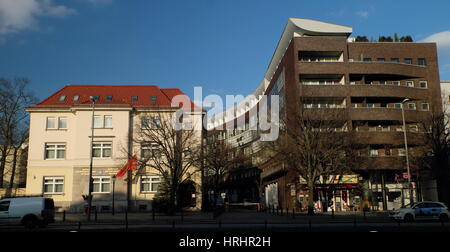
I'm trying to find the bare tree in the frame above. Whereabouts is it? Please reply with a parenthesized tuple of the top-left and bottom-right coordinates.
(203, 133, 246, 208)
(129, 110, 202, 214)
(264, 107, 358, 214)
(0, 78, 37, 188)
(418, 111, 450, 206)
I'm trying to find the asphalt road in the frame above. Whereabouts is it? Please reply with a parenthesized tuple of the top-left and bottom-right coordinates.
(1, 210, 449, 232)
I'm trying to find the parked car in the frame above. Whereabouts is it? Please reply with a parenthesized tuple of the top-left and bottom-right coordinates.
(390, 201, 450, 222)
(0, 197, 55, 228)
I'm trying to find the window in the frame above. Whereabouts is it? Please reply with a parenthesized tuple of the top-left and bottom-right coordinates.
(394, 103, 402, 109)
(366, 104, 374, 108)
(73, 95, 80, 102)
(422, 103, 430, 111)
(58, 117, 67, 129)
(418, 58, 426, 66)
(391, 58, 400, 63)
(408, 103, 416, 110)
(106, 95, 113, 102)
(381, 126, 390, 132)
(45, 144, 66, 160)
(58, 95, 67, 102)
(131, 96, 139, 102)
(104, 116, 113, 128)
(379, 80, 386, 85)
(369, 149, 379, 157)
(398, 149, 406, 156)
(363, 58, 372, 62)
(0, 201, 10, 212)
(141, 142, 161, 159)
(406, 81, 414, 87)
(140, 176, 161, 193)
(404, 58, 413, 64)
(409, 125, 419, 133)
(377, 58, 385, 62)
(47, 117, 67, 130)
(93, 176, 111, 193)
(93, 142, 112, 158)
(46, 117, 57, 129)
(43, 177, 64, 194)
(141, 116, 161, 129)
(392, 81, 400, 86)
(150, 96, 157, 102)
(380, 103, 388, 108)
(419, 81, 428, 89)
(351, 104, 358, 108)
(94, 116, 103, 128)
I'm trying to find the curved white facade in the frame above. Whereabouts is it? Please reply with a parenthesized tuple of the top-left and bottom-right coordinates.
(207, 18, 352, 130)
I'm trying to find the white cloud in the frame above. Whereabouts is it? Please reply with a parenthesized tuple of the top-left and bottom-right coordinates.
(356, 11, 369, 19)
(423, 31, 450, 57)
(423, 31, 450, 78)
(0, 0, 76, 36)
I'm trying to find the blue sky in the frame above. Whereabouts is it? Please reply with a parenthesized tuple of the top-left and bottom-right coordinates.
(1, 0, 450, 104)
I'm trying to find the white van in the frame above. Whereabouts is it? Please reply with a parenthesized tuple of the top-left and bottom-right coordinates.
(0, 197, 55, 228)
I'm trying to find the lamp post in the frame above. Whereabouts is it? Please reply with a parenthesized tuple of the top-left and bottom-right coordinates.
(112, 175, 116, 216)
(87, 96, 96, 221)
(401, 98, 414, 205)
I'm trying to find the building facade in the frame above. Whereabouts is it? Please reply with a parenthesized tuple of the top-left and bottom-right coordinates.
(207, 18, 442, 212)
(25, 85, 204, 212)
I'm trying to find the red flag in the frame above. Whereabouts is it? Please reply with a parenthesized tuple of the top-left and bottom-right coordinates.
(116, 155, 137, 178)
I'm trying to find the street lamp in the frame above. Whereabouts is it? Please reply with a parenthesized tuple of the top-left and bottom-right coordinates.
(401, 98, 414, 205)
(112, 175, 116, 216)
(87, 96, 96, 221)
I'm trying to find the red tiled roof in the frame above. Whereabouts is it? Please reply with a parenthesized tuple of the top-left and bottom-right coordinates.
(29, 85, 203, 111)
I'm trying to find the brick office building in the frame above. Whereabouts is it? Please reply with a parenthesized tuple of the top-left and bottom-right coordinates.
(207, 18, 442, 212)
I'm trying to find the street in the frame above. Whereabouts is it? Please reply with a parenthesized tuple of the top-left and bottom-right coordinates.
(1, 210, 449, 232)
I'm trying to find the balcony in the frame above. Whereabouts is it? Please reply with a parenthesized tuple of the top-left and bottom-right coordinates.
(349, 107, 430, 122)
(297, 61, 427, 78)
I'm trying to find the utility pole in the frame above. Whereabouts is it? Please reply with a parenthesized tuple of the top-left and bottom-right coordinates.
(401, 98, 414, 205)
(87, 96, 96, 221)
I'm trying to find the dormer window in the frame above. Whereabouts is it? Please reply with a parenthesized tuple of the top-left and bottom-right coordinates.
(150, 96, 157, 102)
(91, 96, 100, 102)
(59, 95, 67, 102)
(106, 95, 113, 101)
(73, 95, 80, 102)
(132, 96, 139, 102)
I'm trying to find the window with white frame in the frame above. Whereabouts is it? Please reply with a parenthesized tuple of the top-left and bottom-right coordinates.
(394, 103, 402, 109)
(47, 117, 68, 130)
(46, 117, 57, 129)
(421, 103, 430, 111)
(409, 125, 419, 133)
(141, 116, 162, 129)
(93, 142, 112, 158)
(140, 176, 161, 193)
(94, 115, 103, 128)
(43, 177, 64, 194)
(141, 142, 160, 159)
(398, 148, 406, 156)
(419, 81, 428, 89)
(104, 115, 113, 128)
(369, 149, 379, 157)
(93, 176, 111, 193)
(408, 103, 416, 110)
(58, 117, 67, 129)
(392, 81, 400, 86)
(406, 81, 414, 88)
(45, 144, 66, 160)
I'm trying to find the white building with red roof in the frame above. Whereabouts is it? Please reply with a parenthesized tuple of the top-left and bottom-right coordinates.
(25, 85, 204, 212)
